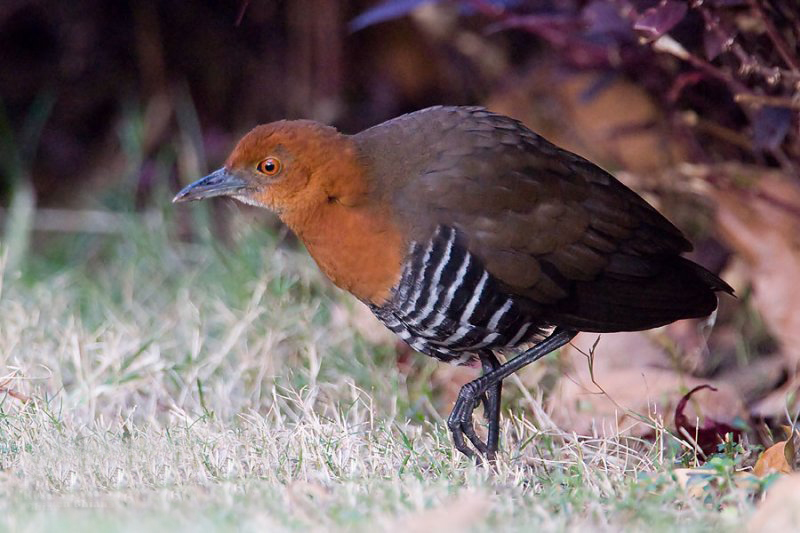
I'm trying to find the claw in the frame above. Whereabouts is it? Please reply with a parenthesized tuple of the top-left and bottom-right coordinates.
(448, 380, 490, 463)
(462, 412, 489, 457)
(447, 409, 475, 460)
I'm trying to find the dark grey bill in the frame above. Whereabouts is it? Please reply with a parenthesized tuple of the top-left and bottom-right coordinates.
(172, 168, 247, 203)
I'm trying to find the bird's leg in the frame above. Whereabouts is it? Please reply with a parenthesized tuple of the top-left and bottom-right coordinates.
(480, 352, 502, 461)
(450, 354, 503, 462)
(448, 328, 578, 460)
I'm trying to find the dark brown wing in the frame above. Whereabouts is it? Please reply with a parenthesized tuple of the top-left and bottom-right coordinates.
(356, 106, 731, 332)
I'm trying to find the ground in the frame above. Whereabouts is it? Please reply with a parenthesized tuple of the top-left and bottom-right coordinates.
(0, 208, 763, 532)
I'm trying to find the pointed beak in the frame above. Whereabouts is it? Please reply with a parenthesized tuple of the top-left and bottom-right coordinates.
(172, 168, 248, 203)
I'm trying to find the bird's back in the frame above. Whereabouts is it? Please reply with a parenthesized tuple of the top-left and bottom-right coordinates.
(354, 106, 731, 362)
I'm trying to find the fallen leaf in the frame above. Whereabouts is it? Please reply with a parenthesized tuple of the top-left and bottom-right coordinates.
(708, 341, 785, 404)
(754, 431, 797, 477)
(675, 384, 743, 456)
(549, 332, 747, 438)
(711, 168, 800, 417)
(754, 441, 793, 477)
(713, 169, 800, 366)
(634, 0, 688, 39)
(485, 63, 684, 175)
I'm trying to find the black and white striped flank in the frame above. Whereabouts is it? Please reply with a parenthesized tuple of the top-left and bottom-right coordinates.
(370, 226, 543, 364)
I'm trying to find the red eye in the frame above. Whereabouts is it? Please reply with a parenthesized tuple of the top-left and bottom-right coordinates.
(257, 157, 281, 175)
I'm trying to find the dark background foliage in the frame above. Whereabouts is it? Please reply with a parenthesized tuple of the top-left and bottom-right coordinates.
(2, 0, 797, 204)
(0, 0, 503, 206)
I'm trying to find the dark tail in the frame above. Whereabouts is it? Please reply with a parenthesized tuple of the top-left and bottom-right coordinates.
(550, 256, 733, 332)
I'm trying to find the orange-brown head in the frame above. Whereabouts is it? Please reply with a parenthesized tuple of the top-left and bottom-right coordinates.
(173, 120, 406, 305)
(173, 120, 366, 215)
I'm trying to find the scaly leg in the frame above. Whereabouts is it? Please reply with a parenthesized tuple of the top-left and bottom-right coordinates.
(448, 328, 577, 460)
(480, 352, 502, 461)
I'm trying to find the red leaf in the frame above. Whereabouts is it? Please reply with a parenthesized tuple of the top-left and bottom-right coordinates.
(702, 16, 737, 60)
(703, 29, 726, 60)
(675, 384, 742, 456)
(634, 0, 688, 39)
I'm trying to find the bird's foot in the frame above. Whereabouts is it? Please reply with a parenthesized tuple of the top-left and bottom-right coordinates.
(447, 379, 496, 464)
(446, 330, 576, 463)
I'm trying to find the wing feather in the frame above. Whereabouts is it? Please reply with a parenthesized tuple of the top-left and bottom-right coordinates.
(355, 106, 727, 331)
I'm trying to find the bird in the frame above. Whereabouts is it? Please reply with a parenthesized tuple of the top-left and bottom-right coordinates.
(173, 106, 733, 461)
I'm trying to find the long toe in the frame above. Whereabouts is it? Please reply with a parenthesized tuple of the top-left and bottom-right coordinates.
(461, 418, 489, 458)
(447, 415, 475, 460)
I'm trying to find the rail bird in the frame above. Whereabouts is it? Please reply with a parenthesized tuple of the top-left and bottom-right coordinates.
(174, 106, 732, 461)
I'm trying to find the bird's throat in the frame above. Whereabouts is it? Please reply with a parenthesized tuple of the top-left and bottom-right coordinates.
(281, 202, 406, 306)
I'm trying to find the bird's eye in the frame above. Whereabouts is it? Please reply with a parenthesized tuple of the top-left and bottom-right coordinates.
(257, 157, 281, 176)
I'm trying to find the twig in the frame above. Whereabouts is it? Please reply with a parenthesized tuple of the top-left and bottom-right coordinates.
(699, 4, 800, 87)
(235, 0, 251, 26)
(747, 0, 800, 72)
(680, 111, 754, 150)
(734, 92, 800, 111)
(0, 377, 30, 403)
(701, 167, 800, 219)
(0, 386, 29, 403)
(729, 42, 800, 86)
(652, 35, 750, 95)
(678, 425, 709, 464)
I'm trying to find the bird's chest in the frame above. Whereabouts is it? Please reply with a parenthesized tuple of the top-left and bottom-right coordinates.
(369, 226, 540, 364)
(294, 203, 406, 304)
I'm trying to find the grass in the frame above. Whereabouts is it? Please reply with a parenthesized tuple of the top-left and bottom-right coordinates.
(0, 205, 762, 532)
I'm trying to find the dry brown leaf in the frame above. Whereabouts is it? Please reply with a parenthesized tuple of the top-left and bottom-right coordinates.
(711, 169, 800, 419)
(748, 473, 800, 531)
(754, 432, 797, 477)
(485, 59, 683, 175)
(754, 441, 793, 477)
(549, 332, 747, 437)
(711, 350, 786, 404)
(0, 380, 30, 403)
(750, 378, 800, 420)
